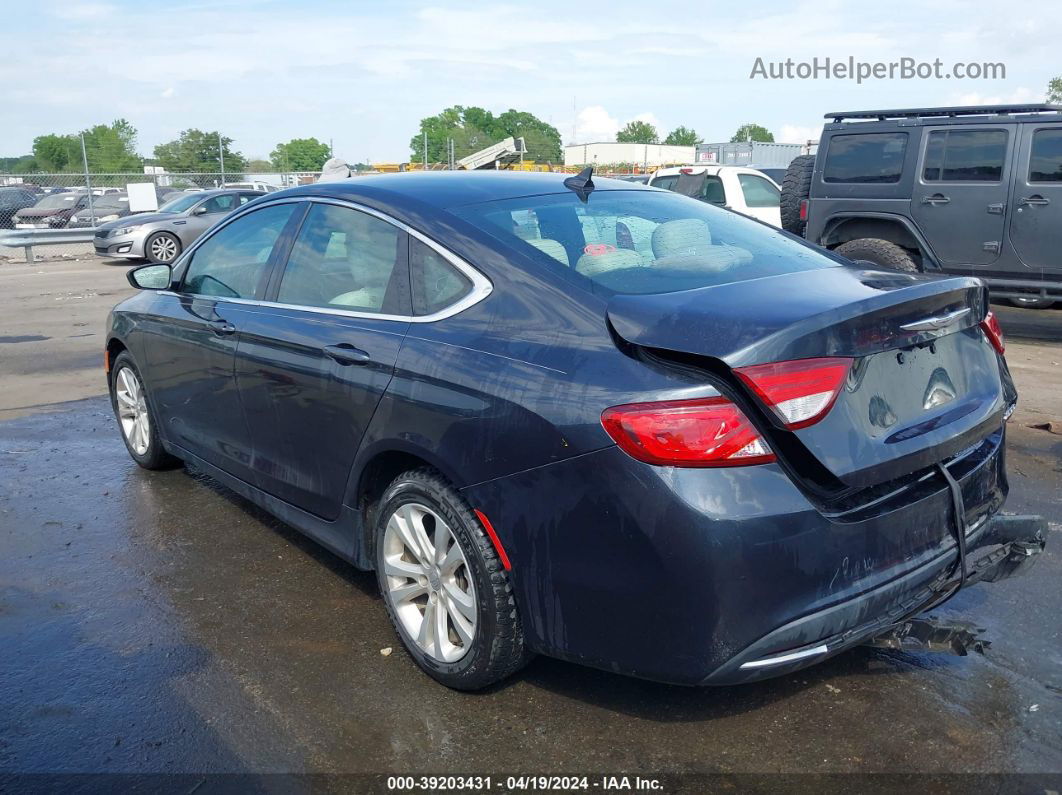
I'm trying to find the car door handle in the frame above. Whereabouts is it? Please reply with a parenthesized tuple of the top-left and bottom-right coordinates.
(209, 319, 236, 336)
(921, 194, 951, 205)
(1018, 195, 1050, 207)
(323, 343, 371, 366)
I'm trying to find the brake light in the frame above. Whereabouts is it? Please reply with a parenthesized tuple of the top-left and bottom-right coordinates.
(680, 168, 693, 174)
(799, 199, 809, 221)
(601, 397, 775, 467)
(980, 310, 1005, 355)
(735, 357, 852, 430)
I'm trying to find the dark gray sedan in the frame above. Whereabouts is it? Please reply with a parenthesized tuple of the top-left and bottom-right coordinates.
(93, 188, 265, 263)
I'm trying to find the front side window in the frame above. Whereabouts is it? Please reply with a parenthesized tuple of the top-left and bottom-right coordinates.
(823, 132, 909, 183)
(922, 129, 1007, 182)
(410, 238, 472, 316)
(182, 203, 296, 298)
(452, 189, 839, 296)
(276, 203, 405, 314)
(1029, 129, 1062, 182)
(198, 194, 238, 214)
(738, 174, 781, 207)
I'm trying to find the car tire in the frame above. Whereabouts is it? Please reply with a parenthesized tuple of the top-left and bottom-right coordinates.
(374, 468, 528, 690)
(145, 232, 182, 264)
(1008, 296, 1055, 309)
(108, 352, 181, 471)
(835, 238, 921, 273)
(780, 154, 815, 236)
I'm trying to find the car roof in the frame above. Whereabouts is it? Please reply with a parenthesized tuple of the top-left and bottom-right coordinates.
(268, 170, 649, 209)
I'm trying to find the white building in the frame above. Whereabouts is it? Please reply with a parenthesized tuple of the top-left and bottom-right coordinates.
(564, 142, 696, 168)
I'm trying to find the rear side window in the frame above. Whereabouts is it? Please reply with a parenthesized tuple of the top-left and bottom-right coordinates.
(650, 175, 678, 191)
(1029, 129, 1062, 182)
(823, 132, 908, 183)
(737, 174, 780, 208)
(276, 203, 406, 314)
(410, 238, 472, 316)
(922, 129, 1007, 182)
(183, 203, 296, 298)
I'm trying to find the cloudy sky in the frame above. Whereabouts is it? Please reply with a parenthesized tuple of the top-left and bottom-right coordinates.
(3, 0, 1058, 163)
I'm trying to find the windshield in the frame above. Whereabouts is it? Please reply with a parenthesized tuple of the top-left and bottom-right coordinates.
(451, 189, 839, 295)
(87, 194, 129, 211)
(34, 193, 84, 210)
(158, 193, 204, 213)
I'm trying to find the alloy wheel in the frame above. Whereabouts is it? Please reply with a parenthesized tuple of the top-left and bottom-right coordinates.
(149, 235, 178, 263)
(115, 366, 150, 455)
(382, 502, 477, 663)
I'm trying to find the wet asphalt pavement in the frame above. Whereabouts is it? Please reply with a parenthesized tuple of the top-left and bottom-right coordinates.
(0, 262, 1061, 784)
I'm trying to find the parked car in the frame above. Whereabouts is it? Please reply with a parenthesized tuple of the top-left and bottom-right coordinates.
(68, 193, 132, 228)
(93, 188, 266, 263)
(106, 171, 1044, 690)
(224, 180, 280, 192)
(615, 174, 651, 184)
(69, 188, 189, 228)
(782, 103, 1062, 308)
(648, 165, 782, 226)
(12, 191, 90, 228)
(0, 187, 40, 229)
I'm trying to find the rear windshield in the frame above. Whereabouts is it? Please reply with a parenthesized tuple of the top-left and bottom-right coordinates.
(450, 189, 839, 296)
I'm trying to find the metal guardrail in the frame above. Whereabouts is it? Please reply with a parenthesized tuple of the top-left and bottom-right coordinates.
(0, 228, 96, 261)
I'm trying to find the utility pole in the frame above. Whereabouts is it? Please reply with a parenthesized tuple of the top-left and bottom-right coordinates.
(423, 132, 428, 170)
(80, 133, 95, 225)
(218, 132, 226, 183)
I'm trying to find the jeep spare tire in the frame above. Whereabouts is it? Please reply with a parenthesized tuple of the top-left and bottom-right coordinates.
(835, 238, 920, 273)
(780, 154, 815, 236)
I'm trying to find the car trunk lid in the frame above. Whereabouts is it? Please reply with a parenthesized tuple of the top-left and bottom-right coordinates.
(606, 266, 1007, 488)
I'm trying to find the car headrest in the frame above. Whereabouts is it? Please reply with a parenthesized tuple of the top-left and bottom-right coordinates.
(575, 248, 644, 277)
(652, 219, 713, 259)
(525, 238, 570, 267)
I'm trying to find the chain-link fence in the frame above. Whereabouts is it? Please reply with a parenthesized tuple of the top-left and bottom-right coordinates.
(0, 171, 321, 263)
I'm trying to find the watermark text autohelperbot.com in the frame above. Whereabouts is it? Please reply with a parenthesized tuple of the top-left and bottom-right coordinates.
(750, 57, 1005, 83)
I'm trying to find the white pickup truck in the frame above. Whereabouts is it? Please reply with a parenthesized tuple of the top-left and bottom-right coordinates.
(647, 165, 782, 227)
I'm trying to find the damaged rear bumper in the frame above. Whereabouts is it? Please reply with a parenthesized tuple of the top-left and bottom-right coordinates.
(704, 514, 1046, 684)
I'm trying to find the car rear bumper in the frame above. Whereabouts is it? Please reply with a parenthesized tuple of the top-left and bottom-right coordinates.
(462, 424, 1029, 685)
(705, 513, 1046, 683)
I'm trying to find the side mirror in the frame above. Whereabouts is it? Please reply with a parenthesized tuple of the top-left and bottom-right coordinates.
(193, 205, 208, 215)
(127, 263, 172, 290)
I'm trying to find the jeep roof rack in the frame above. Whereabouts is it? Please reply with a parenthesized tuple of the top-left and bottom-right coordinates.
(825, 104, 1062, 122)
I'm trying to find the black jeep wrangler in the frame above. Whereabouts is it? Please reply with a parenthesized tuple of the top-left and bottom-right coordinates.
(781, 104, 1062, 309)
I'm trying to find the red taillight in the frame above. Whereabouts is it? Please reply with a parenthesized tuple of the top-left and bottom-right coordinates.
(735, 357, 852, 430)
(680, 167, 693, 174)
(799, 199, 809, 221)
(980, 310, 1005, 355)
(601, 397, 775, 467)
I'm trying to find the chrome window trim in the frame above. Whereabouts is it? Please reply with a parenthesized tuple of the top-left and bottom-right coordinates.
(172, 195, 492, 324)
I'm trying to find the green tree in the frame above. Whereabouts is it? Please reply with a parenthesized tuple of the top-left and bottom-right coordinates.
(616, 121, 659, 144)
(409, 106, 563, 164)
(0, 155, 37, 172)
(32, 134, 76, 171)
(245, 158, 272, 172)
(80, 119, 142, 171)
(730, 123, 774, 143)
(153, 129, 247, 173)
(1049, 76, 1062, 104)
(270, 137, 331, 171)
(31, 120, 142, 173)
(663, 126, 701, 146)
